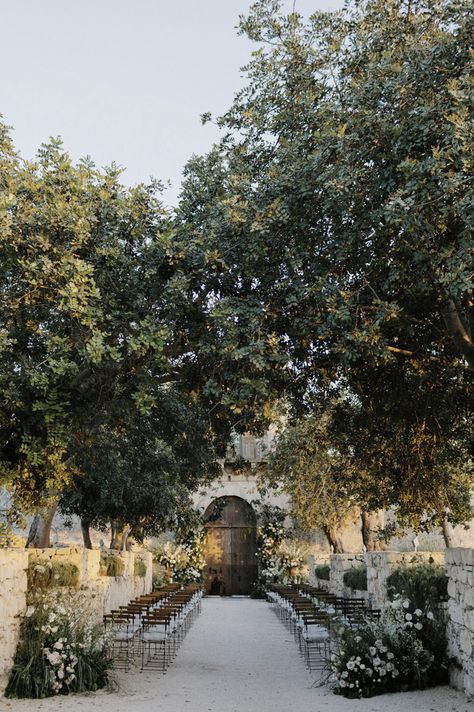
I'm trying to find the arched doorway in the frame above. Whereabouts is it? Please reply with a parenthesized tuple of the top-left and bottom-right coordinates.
(204, 496, 258, 596)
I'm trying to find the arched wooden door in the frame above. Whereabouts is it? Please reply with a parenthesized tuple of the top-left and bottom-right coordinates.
(204, 496, 257, 596)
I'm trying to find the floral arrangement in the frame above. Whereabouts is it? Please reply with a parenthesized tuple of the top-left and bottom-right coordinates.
(6, 591, 112, 698)
(330, 595, 448, 698)
(153, 540, 194, 582)
(252, 504, 308, 595)
(175, 523, 207, 583)
(276, 539, 308, 580)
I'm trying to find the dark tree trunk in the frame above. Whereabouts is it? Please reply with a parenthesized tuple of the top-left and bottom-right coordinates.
(323, 525, 344, 553)
(81, 518, 93, 549)
(26, 502, 58, 548)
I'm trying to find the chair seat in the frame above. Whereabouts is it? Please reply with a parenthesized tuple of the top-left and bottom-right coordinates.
(302, 627, 329, 642)
(143, 630, 168, 642)
(113, 628, 136, 641)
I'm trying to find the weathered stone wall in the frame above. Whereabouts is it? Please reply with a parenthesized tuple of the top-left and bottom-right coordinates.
(0, 550, 28, 697)
(0, 547, 153, 696)
(365, 551, 445, 609)
(307, 553, 331, 591)
(446, 548, 474, 697)
(329, 553, 366, 597)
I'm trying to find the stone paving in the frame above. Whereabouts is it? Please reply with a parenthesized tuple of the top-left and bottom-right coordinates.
(1, 597, 470, 712)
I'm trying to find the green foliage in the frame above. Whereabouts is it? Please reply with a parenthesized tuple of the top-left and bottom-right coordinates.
(6, 594, 111, 698)
(331, 598, 448, 698)
(343, 566, 368, 592)
(27, 560, 79, 590)
(386, 564, 448, 610)
(177, 0, 474, 528)
(264, 405, 359, 550)
(133, 558, 147, 578)
(314, 564, 330, 581)
(99, 553, 125, 577)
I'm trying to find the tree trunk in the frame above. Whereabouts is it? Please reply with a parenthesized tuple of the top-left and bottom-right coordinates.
(440, 298, 474, 371)
(109, 520, 120, 550)
(109, 521, 129, 550)
(81, 518, 93, 549)
(323, 525, 344, 553)
(121, 526, 131, 551)
(26, 501, 58, 548)
(361, 511, 385, 551)
(441, 517, 455, 548)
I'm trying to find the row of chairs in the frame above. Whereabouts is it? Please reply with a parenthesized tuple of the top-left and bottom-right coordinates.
(297, 584, 381, 626)
(267, 585, 332, 672)
(104, 583, 203, 672)
(267, 584, 381, 672)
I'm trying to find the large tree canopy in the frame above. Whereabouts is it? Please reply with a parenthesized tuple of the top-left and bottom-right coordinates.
(176, 0, 474, 525)
(0, 121, 277, 543)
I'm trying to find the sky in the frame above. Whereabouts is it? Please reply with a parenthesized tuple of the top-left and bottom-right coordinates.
(1, 0, 344, 205)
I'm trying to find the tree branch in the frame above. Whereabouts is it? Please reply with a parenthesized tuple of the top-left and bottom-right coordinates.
(440, 299, 474, 371)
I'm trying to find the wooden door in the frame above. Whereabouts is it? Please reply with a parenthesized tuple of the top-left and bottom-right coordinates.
(204, 497, 257, 596)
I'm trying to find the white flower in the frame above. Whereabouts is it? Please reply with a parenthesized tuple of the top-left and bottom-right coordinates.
(25, 606, 35, 618)
(426, 611, 434, 620)
(369, 646, 377, 656)
(346, 660, 355, 670)
(386, 651, 394, 660)
(355, 635, 362, 642)
(403, 599, 410, 609)
(373, 657, 381, 666)
(414, 608, 422, 617)
(341, 671, 349, 678)
(415, 622, 423, 630)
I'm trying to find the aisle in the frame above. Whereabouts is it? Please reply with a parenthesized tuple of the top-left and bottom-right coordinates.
(1, 598, 469, 712)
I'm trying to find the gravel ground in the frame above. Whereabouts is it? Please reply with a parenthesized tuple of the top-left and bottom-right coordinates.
(1, 597, 470, 712)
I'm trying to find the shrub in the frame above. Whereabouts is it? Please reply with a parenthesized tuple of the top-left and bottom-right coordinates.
(134, 558, 147, 578)
(315, 564, 330, 581)
(343, 565, 367, 591)
(331, 598, 448, 698)
(6, 593, 112, 698)
(386, 563, 448, 610)
(27, 560, 80, 590)
(100, 553, 125, 577)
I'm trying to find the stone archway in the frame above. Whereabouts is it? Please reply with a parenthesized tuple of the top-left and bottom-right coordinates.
(204, 496, 258, 596)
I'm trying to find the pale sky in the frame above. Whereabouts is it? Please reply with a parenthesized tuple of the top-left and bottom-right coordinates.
(1, 0, 343, 205)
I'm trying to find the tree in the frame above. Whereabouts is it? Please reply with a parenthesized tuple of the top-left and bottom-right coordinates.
(176, 0, 474, 526)
(263, 412, 357, 552)
(59, 388, 220, 548)
(0, 127, 177, 519)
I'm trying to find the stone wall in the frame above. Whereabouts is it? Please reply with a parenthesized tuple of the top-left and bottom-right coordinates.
(0, 547, 153, 696)
(329, 553, 366, 597)
(446, 548, 474, 697)
(0, 550, 28, 697)
(308, 553, 331, 591)
(365, 551, 445, 609)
